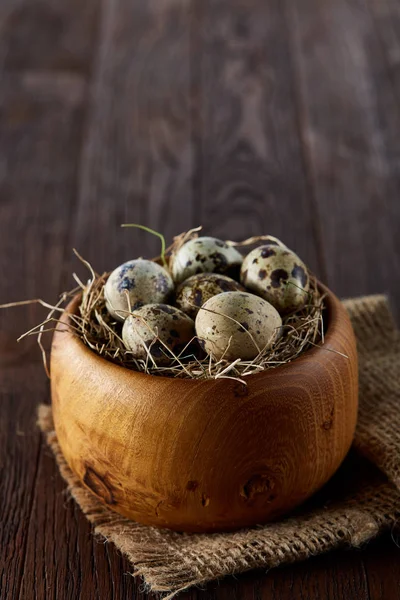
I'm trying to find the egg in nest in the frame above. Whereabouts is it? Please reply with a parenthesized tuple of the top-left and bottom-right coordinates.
(171, 236, 243, 283)
(175, 273, 245, 319)
(241, 245, 309, 314)
(104, 259, 174, 321)
(195, 291, 282, 361)
(122, 304, 195, 365)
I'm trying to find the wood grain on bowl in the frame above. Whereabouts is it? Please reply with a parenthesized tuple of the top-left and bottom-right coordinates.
(50, 283, 358, 533)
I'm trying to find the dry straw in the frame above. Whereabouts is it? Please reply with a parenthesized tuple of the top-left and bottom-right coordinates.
(2, 229, 326, 381)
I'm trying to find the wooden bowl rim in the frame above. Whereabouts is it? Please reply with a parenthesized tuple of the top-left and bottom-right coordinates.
(55, 281, 344, 387)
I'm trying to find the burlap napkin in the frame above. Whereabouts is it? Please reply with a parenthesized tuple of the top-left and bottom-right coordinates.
(38, 295, 400, 598)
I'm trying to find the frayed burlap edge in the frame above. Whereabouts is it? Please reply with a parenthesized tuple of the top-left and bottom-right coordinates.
(38, 295, 400, 598)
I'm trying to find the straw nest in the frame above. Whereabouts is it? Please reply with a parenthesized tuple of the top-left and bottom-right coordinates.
(18, 229, 325, 383)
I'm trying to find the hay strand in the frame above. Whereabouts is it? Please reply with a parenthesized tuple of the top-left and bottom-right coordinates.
(121, 224, 168, 268)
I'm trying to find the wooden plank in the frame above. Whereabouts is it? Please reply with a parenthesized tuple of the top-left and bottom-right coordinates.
(177, 547, 372, 600)
(281, 3, 400, 595)
(19, 1, 196, 599)
(19, 440, 146, 600)
(362, 536, 400, 600)
(286, 0, 400, 313)
(0, 70, 87, 375)
(255, 551, 370, 600)
(191, 0, 395, 598)
(0, 71, 87, 361)
(195, 0, 324, 277)
(72, 0, 197, 271)
(0, 370, 43, 600)
(282, 1, 400, 591)
(0, 0, 99, 73)
(0, 43, 149, 600)
(0, 71, 87, 598)
(367, 0, 400, 101)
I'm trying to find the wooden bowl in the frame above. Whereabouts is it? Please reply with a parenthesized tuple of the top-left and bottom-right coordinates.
(50, 282, 358, 533)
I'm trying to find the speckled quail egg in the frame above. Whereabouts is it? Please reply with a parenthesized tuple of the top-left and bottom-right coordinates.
(122, 304, 195, 365)
(195, 291, 282, 361)
(105, 259, 174, 321)
(171, 237, 243, 283)
(175, 273, 245, 319)
(240, 245, 310, 315)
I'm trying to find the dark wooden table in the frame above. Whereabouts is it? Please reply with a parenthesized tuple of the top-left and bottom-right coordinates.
(1, 0, 400, 598)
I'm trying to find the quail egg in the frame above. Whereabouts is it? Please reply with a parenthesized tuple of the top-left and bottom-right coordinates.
(122, 304, 196, 365)
(105, 259, 174, 321)
(171, 236, 243, 283)
(241, 245, 310, 314)
(175, 273, 245, 319)
(195, 291, 282, 361)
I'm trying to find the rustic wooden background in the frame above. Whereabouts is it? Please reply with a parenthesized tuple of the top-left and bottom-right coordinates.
(1, 0, 400, 598)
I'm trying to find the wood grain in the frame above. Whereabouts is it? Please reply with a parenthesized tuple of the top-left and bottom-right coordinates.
(10, 2, 200, 597)
(72, 0, 197, 269)
(193, 0, 325, 278)
(367, 0, 400, 102)
(0, 70, 88, 599)
(0, 370, 43, 599)
(198, 545, 372, 600)
(0, 0, 99, 73)
(20, 440, 143, 600)
(286, 0, 400, 313)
